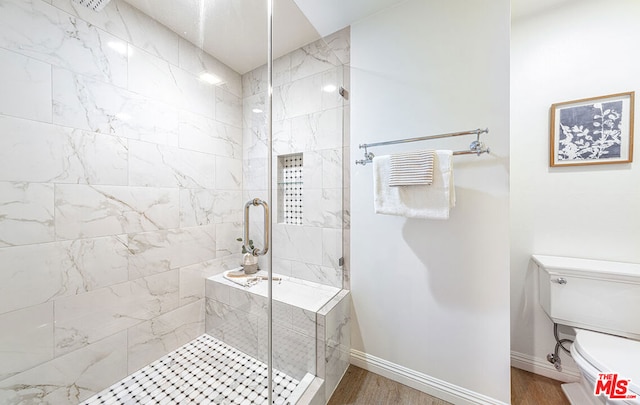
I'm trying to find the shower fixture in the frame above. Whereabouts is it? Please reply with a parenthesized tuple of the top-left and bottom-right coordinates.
(72, 0, 112, 12)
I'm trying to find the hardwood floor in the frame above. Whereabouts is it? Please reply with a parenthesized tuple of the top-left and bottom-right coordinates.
(511, 367, 570, 405)
(327, 365, 451, 405)
(327, 366, 569, 405)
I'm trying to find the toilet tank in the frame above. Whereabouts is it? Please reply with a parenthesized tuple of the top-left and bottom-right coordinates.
(534, 255, 640, 340)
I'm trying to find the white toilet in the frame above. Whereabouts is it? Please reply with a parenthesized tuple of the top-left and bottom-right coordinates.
(533, 255, 640, 405)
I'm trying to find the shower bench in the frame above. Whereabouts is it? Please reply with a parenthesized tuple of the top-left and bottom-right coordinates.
(205, 271, 350, 404)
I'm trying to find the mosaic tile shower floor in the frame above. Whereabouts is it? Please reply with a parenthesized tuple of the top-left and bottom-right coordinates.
(81, 334, 300, 405)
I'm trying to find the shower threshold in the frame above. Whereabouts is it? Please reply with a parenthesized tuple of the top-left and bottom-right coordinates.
(81, 334, 312, 405)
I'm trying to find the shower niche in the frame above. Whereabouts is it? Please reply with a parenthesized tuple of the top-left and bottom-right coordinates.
(278, 153, 304, 225)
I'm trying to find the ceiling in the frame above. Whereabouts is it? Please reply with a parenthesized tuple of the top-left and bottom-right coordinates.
(121, 0, 581, 74)
(511, 0, 580, 20)
(121, 0, 407, 74)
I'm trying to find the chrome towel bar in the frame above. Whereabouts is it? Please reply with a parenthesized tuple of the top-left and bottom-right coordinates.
(356, 128, 490, 165)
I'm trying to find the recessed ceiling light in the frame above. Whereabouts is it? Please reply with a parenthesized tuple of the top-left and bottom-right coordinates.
(252, 108, 263, 113)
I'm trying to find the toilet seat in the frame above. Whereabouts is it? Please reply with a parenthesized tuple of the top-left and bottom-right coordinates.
(573, 329, 640, 396)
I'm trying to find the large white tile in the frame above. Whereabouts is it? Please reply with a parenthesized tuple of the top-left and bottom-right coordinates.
(323, 291, 350, 398)
(272, 224, 323, 265)
(0, 115, 128, 185)
(321, 68, 345, 111)
(0, 303, 54, 381)
(128, 226, 217, 279)
(275, 73, 323, 120)
(321, 148, 343, 189)
(175, 66, 218, 118)
(205, 299, 259, 359)
(53, 68, 180, 146)
(214, 221, 243, 257)
(178, 110, 242, 158)
(213, 190, 243, 225)
(259, 318, 316, 380)
(0, 182, 54, 247)
(0, 237, 129, 314)
(51, 0, 179, 65)
(0, 0, 127, 87)
(127, 300, 204, 373)
(182, 259, 230, 305)
(323, 27, 350, 65)
(128, 140, 215, 189)
(303, 188, 342, 228)
(129, 48, 216, 118)
(291, 107, 343, 152)
(289, 38, 341, 82)
(215, 156, 243, 190)
(291, 262, 342, 288)
(180, 188, 244, 228)
(179, 188, 215, 227)
(322, 227, 343, 271)
(179, 38, 242, 97)
(54, 184, 179, 239)
(0, 48, 51, 122)
(54, 270, 179, 355)
(0, 332, 127, 405)
(242, 64, 267, 99)
(215, 87, 242, 127)
(127, 46, 183, 107)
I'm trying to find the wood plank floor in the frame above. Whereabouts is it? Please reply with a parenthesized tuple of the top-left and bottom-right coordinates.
(327, 365, 451, 405)
(327, 366, 569, 405)
(511, 367, 569, 405)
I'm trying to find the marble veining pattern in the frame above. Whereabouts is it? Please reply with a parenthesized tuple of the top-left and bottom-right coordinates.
(0, 1, 350, 401)
(0, 182, 55, 247)
(242, 28, 349, 289)
(0, 0, 128, 87)
(0, 115, 129, 185)
(52, 67, 181, 146)
(0, 47, 51, 122)
(0, 332, 128, 405)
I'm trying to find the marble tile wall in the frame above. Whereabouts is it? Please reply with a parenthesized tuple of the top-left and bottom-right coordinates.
(205, 277, 350, 396)
(204, 279, 317, 381)
(242, 27, 350, 289)
(0, 0, 243, 403)
(317, 290, 351, 400)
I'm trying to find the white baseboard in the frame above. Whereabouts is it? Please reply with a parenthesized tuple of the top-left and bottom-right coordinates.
(510, 350, 580, 383)
(350, 349, 508, 405)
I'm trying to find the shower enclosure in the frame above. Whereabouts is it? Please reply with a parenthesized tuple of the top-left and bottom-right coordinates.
(0, 0, 350, 403)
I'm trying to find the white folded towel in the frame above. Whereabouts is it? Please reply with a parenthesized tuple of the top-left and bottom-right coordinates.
(389, 150, 435, 186)
(373, 150, 455, 219)
(223, 269, 264, 287)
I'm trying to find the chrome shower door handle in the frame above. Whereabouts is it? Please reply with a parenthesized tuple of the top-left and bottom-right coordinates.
(243, 198, 270, 256)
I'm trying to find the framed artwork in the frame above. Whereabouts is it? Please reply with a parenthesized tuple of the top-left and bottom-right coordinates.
(550, 92, 634, 167)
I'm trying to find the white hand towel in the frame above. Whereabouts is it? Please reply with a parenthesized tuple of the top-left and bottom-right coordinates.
(388, 150, 435, 186)
(373, 150, 455, 219)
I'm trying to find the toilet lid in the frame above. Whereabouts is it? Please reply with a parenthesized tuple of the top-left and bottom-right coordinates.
(574, 329, 640, 394)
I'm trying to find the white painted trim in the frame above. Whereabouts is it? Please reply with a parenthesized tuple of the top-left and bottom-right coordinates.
(350, 349, 508, 405)
(510, 350, 581, 383)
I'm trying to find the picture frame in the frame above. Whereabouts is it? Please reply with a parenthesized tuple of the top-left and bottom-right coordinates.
(550, 92, 634, 167)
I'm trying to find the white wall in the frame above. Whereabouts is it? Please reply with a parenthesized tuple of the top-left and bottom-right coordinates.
(350, 0, 510, 403)
(511, 0, 640, 380)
